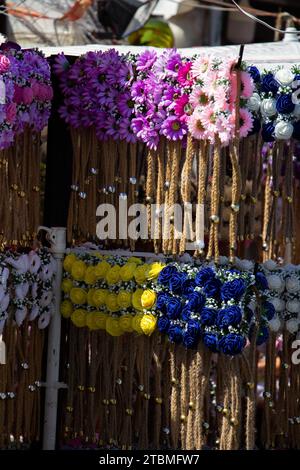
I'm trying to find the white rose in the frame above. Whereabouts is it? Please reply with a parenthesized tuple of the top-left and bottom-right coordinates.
(218, 256, 228, 266)
(274, 121, 293, 140)
(238, 259, 254, 271)
(267, 274, 284, 291)
(269, 316, 281, 332)
(286, 318, 299, 334)
(261, 98, 277, 117)
(270, 297, 285, 312)
(263, 260, 277, 271)
(275, 68, 294, 87)
(286, 276, 300, 293)
(247, 93, 261, 112)
(286, 299, 300, 314)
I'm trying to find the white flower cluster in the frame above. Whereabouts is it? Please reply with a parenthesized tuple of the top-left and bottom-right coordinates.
(0, 249, 56, 333)
(261, 261, 300, 334)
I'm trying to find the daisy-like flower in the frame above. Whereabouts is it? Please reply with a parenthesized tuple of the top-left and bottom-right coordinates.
(187, 110, 207, 140)
(136, 50, 157, 72)
(177, 62, 193, 87)
(238, 108, 253, 138)
(53, 53, 70, 76)
(198, 106, 217, 132)
(161, 115, 187, 141)
(189, 87, 209, 108)
(240, 71, 254, 99)
(174, 94, 192, 120)
(191, 55, 210, 80)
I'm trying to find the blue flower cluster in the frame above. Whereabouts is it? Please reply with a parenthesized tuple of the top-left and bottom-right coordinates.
(156, 263, 271, 356)
(247, 65, 300, 142)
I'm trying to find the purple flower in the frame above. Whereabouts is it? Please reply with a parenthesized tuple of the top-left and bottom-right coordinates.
(161, 115, 187, 141)
(136, 50, 157, 72)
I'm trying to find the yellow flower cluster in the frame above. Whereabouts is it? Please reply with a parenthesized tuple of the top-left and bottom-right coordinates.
(61, 253, 165, 337)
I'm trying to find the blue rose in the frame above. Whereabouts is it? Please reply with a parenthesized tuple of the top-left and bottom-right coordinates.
(203, 332, 219, 353)
(249, 117, 261, 136)
(183, 320, 201, 349)
(181, 305, 192, 322)
(166, 297, 182, 319)
(156, 292, 171, 313)
(182, 278, 196, 296)
(221, 279, 246, 302)
(261, 73, 279, 94)
(276, 94, 295, 114)
(203, 278, 221, 298)
(217, 306, 242, 328)
(195, 267, 215, 287)
(256, 325, 269, 346)
(157, 316, 170, 333)
(255, 272, 268, 291)
(187, 291, 206, 312)
(293, 121, 300, 140)
(168, 325, 183, 343)
(262, 123, 275, 142)
(169, 272, 187, 294)
(218, 333, 246, 355)
(249, 324, 269, 345)
(200, 307, 217, 327)
(248, 66, 260, 83)
(158, 265, 178, 285)
(262, 301, 275, 321)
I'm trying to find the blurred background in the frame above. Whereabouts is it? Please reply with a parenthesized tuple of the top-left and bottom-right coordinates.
(0, 0, 299, 48)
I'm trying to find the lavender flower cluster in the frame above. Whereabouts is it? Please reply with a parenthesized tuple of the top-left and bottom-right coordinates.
(0, 41, 52, 150)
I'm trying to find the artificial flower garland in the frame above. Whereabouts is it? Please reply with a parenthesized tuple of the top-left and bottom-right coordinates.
(61, 251, 272, 356)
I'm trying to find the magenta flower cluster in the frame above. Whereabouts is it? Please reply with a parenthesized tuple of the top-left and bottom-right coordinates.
(55, 49, 255, 150)
(0, 41, 52, 149)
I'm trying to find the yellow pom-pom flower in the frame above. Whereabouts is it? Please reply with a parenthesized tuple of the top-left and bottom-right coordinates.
(105, 265, 121, 284)
(120, 262, 136, 281)
(60, 299, 73, 318)
(93, 289, 108, 307)
(119, 314, 134, 332)
(71, 260, 87, 281)
(140, 314, 157, 336)
(141, 289, 156, 309)
(86, 313, 97, 330)
(132, 313, 144, 334)
(117, 290, 132, 309)
(134, 264, 150, 284)
(147, 262, 165, 280)
(63, 253, 77, 273)
(61, 278, 73, 294)
(87, 289, 96, 307)
(94, 260, 110, 279)
(84, 266, 96, 285)
(71, 308, 87, 327)
(105, 293, 119, 312)
(106, 316, 123, 336)
(93, 311, 107, 329)
(70, 287, 87, 305)
(132, 289, 144, 311)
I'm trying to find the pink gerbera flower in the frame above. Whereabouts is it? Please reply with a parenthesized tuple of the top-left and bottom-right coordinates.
(190, 87, 209, 108)
(174, 94, 192, 119)
(191, 55, 210, 80)
(240, 71, 254, 99)
(188, 111, 207, 140)
(198, 106, 217, 132)
(238, 108, 253, 138)
(177, 62, 193, 86)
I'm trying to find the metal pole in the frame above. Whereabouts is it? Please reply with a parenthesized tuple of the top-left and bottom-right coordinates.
(41, 226, 66, 450)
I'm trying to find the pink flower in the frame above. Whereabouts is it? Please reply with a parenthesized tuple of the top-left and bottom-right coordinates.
(198, 106, 217, 132)
(188, 110, 207, 140)
(22, 87, 34, 105)
(240, 71, 254, 99)
(238, 108, 253, 138)
(0, 54, 10, 73)
(13, 85, 23, 104)
(5, 102, 17, 124)
(191, 55, 210, 80)
(189, 87, 209, 108)
(177, 62, 193, 86)
(214, 87, 229, 112)
(174, 94, 192, 120)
